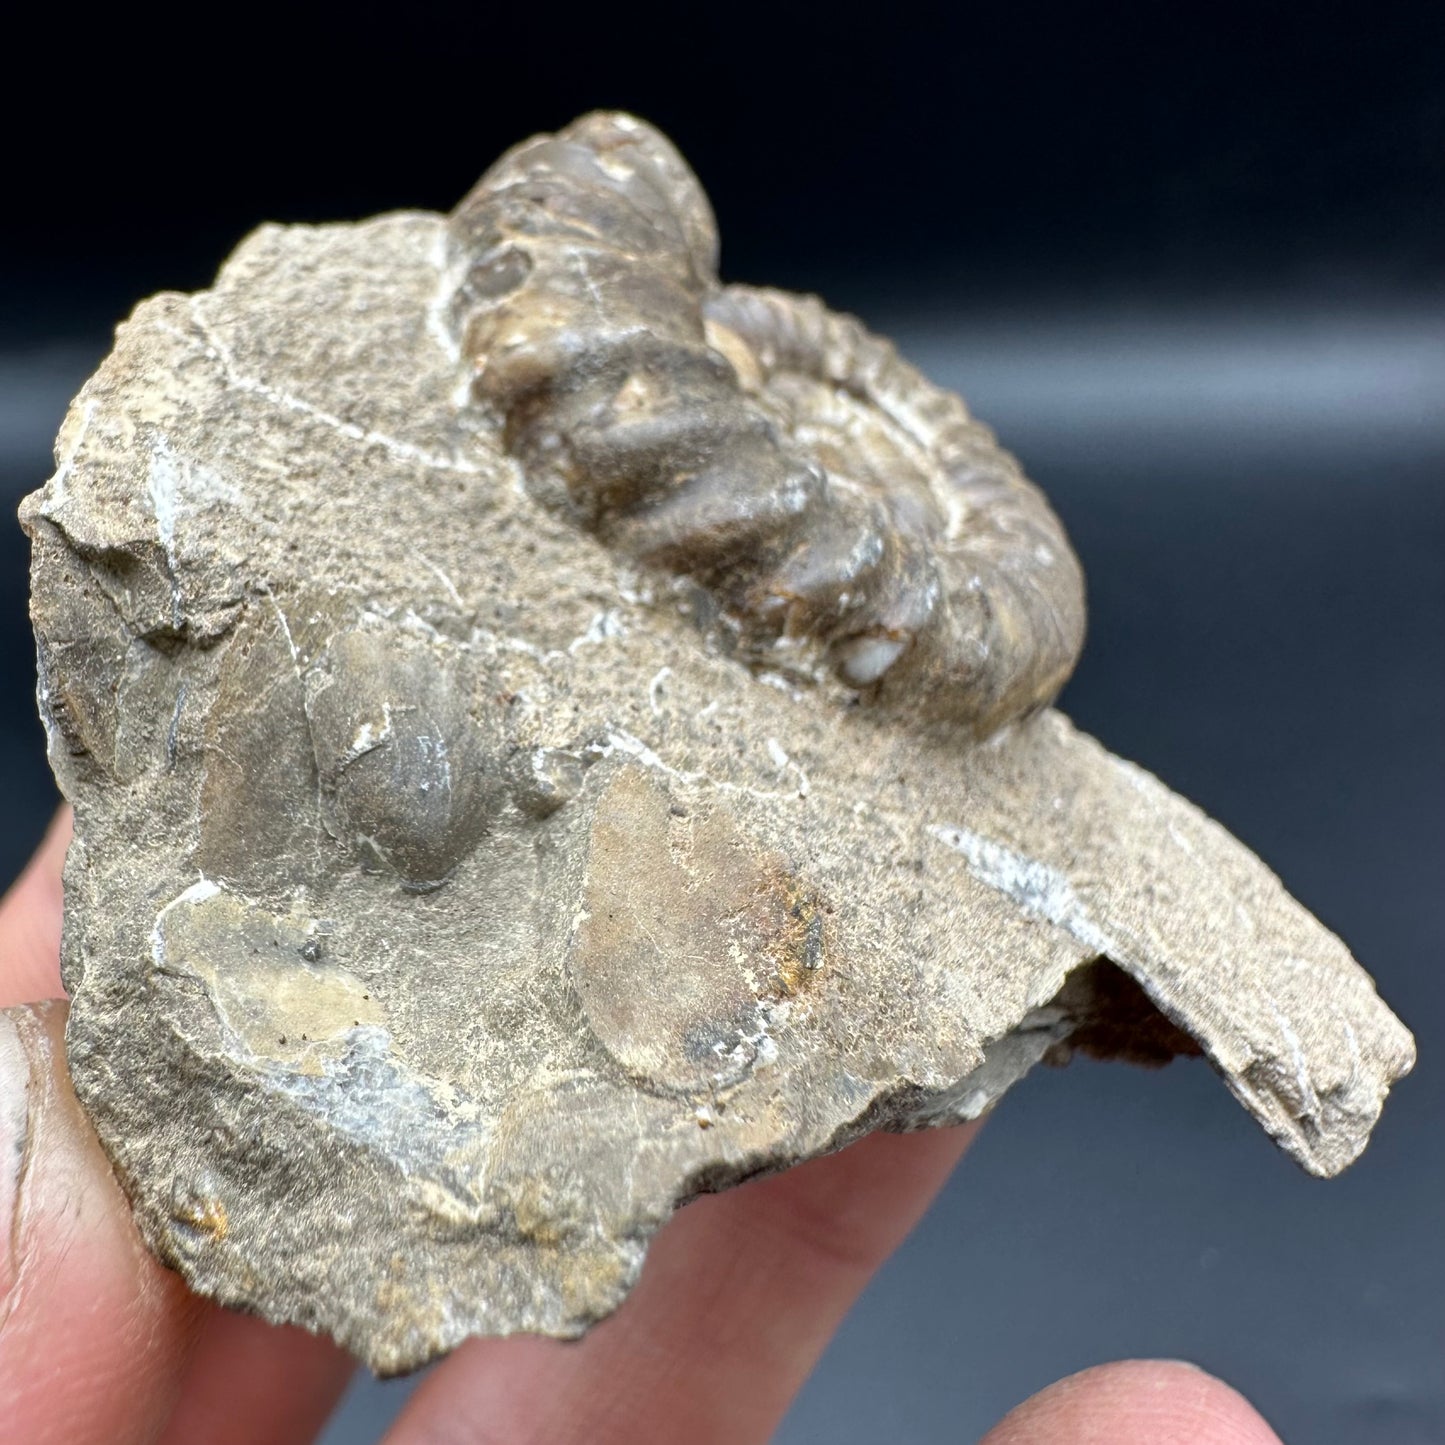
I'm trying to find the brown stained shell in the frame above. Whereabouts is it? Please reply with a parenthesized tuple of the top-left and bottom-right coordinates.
(448, 112, 1085, 736)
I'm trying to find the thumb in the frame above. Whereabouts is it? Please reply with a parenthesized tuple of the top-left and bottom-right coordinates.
(0, 1000, 205, 1445)
(981, 1360, 1284, 1445)
(0, 809, 71, 1009)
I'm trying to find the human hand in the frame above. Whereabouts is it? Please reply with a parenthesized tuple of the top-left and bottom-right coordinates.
(1, 810, 1282, 1444)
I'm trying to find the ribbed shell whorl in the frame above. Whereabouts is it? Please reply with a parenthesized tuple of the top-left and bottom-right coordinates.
(448, 111, 1086, 737)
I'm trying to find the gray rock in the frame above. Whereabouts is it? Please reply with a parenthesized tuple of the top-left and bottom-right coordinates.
(20, 112, 1414, 1374)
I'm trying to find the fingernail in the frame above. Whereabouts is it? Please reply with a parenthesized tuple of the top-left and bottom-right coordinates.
(0, 1009, 34, 1314)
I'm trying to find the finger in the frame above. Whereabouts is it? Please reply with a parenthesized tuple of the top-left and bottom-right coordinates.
(158, 1309, 355, 1445)
(386, 1122, 979, 1445)
(981, 1359, 1284, 1445)
(0, 1000, 206, 1445)
(0, 809, 71, 1007)
(0, 843, 354, 1445)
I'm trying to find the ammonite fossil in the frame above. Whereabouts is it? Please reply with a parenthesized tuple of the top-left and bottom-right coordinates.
(449, 112, 1084, 735)
(20, 111, 1413, 1372)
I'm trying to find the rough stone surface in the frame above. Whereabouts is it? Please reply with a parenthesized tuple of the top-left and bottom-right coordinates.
(21, 113, 1415, 1374)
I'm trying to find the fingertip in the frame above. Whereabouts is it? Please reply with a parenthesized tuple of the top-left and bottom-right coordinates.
(738, 1121, 982, 1280)
(159, 1310, 355, 1445)
(387, 1121, 984, 1445)
(13, 807, 71, 911)
(0, 807, 73, 1007)
(982, 1359, 1283, 1445)
(1, 999, 205, 1445)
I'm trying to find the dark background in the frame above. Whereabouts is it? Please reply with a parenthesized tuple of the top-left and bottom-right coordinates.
(2, 3, 1441, 1441)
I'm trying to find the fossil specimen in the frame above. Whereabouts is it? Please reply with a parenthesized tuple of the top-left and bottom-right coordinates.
(450, 113, 1083, 733)
(21, 112, 1414, 1373)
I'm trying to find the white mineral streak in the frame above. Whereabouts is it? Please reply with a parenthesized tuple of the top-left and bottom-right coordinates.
(928, 824, 1116, 957)
(167, 301, 485, 477)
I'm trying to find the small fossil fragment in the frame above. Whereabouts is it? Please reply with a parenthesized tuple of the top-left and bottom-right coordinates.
(21, 112, 1413, 1373)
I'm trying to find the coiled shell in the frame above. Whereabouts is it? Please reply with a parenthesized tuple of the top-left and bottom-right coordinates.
(447, 111, 1085, 736)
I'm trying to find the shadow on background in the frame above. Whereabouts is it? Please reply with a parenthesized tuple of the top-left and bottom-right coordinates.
(2, 2, 1440, 1440)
